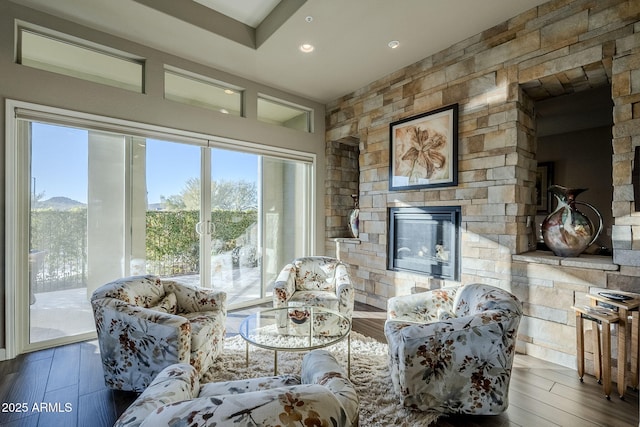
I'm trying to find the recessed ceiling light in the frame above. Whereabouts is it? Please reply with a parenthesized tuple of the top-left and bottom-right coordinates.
(305, 16, 313, 23)
(224, 89, 235, 95)
(220, 109, 229, 114)
(388, 40, 400, 49)
(300, 43, 315, 53)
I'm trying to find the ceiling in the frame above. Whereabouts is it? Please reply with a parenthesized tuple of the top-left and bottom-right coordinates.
(12, 0, 553, 104)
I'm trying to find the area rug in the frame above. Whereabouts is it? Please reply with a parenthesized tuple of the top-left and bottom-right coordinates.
(202, 331, 441, 427)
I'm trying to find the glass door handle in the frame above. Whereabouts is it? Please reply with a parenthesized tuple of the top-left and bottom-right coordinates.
(195, 221, 215, 235)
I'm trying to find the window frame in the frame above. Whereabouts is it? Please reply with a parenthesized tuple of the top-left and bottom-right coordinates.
(164, 66, 245, 116)
(257, 94, 313, 133)
(16, 23, 145, 92)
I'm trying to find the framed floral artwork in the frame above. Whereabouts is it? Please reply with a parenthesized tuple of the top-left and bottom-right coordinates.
(389, 104, 458, 191)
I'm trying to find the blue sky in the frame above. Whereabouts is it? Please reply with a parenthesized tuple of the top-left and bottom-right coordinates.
(31, 122, 257, 205)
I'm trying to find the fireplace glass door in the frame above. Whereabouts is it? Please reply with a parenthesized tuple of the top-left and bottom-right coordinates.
(388, 206, 460, 281)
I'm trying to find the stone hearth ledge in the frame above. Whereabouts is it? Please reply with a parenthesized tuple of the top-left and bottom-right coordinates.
(512, 251, 618, 271)
(332, 238, 361, 244)
(330, 237, 360, 261)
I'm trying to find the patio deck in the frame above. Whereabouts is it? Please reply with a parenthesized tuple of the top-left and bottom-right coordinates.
(29, 263, 265, 343)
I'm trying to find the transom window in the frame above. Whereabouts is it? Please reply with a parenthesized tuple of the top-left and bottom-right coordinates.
(17, 27, 144, 92)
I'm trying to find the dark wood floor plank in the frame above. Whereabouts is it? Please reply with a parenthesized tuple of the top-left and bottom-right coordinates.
(0, 357, 52, 424)
(77, 340, 107, 396)
(0, 371, 18, 405)
(549, 381, 638, 425)
(510, 374, 637, 427)
(38, 384, 79, 427)
(508, 388, 598, 427)
(1, 413, 40, 427)
(46, 344, 80, 392)
(511, 367, 556, 392)
(77, 389, 117, 427)
(436, 413, 517, 427)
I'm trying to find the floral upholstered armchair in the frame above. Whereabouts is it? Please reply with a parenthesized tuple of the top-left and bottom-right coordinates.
(113, 349, 359, 427)
(273, 256, 354, 336)
(91, 275, 227, 392)
(385, 283, 523, 415)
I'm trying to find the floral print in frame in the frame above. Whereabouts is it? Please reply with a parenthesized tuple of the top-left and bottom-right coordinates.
(389, 104, 458, 190)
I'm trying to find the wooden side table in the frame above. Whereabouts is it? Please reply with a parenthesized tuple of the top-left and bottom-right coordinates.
(587, 292, 640, 398)
(572, 305, 619, 399)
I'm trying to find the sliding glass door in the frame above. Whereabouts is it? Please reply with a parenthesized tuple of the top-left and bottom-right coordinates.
(209, 148, 260, 305)
(143, 139, 202, 284)
(10, 110, 313, 353)
(29, 123, 94, 344)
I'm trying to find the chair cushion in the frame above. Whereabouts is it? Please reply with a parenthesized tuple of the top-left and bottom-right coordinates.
(149, 292, 177, 314)
(294, 258, 337, 291)
(199, 375, 301, 397)
(289, 290, 339, 311)
(183, 312, 216, 350)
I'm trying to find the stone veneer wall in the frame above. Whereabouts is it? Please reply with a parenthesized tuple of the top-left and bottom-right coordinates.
(325, 0, 640, 368)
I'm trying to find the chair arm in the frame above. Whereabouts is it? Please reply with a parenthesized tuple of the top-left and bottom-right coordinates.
(387, 287, 458, 323)
(385, 310, 522, 372)
(302, 350, 359, 426)
(333, 263, 354, 318)
(93, 297, 192, 328)
(272, 263, 296, 308)
(164, 280, 227, 315)
(92, 298, 192, 361)
(114, 363, 199, 427)
(140, 384, 357, 427)
(335, 262, 351, 289)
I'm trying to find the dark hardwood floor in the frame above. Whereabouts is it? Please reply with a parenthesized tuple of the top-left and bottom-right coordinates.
(0, 302, 638, 427)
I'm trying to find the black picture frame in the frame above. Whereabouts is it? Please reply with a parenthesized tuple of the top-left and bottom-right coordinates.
(389, 104, 458, 191)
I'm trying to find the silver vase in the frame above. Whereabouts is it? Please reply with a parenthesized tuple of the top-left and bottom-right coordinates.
(348, 194, 359, 238)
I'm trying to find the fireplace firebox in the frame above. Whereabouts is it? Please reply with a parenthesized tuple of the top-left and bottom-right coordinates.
(388, 206, 461, 281)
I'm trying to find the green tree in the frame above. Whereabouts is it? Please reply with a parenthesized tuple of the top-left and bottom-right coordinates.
(213, 180, 257, 211)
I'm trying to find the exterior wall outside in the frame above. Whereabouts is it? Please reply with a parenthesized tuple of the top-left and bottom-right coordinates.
(325, 0, 640, 367)
(0, 2, 326, 351)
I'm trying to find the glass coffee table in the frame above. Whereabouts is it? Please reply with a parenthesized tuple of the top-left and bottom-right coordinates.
(239, 306, 351, 376)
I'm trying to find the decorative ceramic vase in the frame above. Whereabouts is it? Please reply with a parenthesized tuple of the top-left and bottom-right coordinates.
(348, 194, 359, 238)
(541, 185, 603, 257)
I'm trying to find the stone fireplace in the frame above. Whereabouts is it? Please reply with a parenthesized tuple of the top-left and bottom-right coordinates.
(388, 206, 461, 281)
(325, 0, 640, 369)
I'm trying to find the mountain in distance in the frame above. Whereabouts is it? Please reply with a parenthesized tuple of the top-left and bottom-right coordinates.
(35, 196, 86, 210)
(35, 197, 168, 211)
